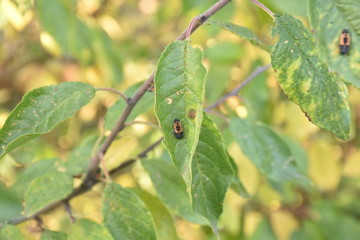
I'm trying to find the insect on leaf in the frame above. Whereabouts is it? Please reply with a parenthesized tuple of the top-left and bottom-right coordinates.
(154, 40, 207, 185)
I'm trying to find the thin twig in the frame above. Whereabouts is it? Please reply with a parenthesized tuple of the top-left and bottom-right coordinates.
(205, 64, 271, 111)
(249, 0, 275, 19)
(63, 201, 75, 224)
(137, 137, 163, 158)
(5, 0, 233, 226)
(96, 87, 129, 103)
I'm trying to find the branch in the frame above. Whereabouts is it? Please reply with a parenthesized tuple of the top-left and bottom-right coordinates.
(5, 137, 164, 226)
(205, 64, 271, 111)
(81, 0, 233, 189)
(6, 0, 232, 226)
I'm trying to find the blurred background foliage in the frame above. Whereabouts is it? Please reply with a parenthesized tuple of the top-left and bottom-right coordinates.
(0, 0, 360, 239)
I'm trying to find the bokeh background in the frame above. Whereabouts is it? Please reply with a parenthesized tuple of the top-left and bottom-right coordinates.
(1, 0, 360, 239)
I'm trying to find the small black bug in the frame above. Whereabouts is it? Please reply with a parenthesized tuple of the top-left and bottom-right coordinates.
(173, 118, 184, 139)
(339, 29, 351, 55)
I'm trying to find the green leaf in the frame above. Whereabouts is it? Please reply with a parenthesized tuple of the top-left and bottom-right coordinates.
(249, 218, 277, 240)
(0, 82, 96, 159)
(11, 158, 58, 198)
(104, 82, 154, 131)
(0, 184, 22, 222)
(291, 221, 327, 240)
(271, 14, 350, 140)
(230, 118, 309, 184)
(309, 0, 360, 88)
(102, 183, 157, 240)
(206, 20, 271, 52)
(134, 189, 178, 240)
(24, 171, 73, 216)
(36, 0, 93, 62)
(315, 201, 360, 240)
(191, 113, 233, 230)
(141, 159, 207, 224)
(0, 225, 24, 240)
(335, 0, 360, 37)
(68, 219, 113, 240)
(65, 135, 100, 176)
(154, 40, 207, 184)
(227, 155, 249, 198)
(41, 230, 67, 240)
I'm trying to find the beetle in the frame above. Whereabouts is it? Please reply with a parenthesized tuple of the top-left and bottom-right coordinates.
(173, 118, 184, 139)
(339, 29, 351, 55)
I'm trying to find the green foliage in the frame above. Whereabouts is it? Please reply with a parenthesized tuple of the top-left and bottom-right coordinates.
(102, 183, 157, 240)
(0, 82, 96, 159)
(24, 171, 73, 216)
(134, 189, 178, 240)
(67, 219, 113, 240)
(141, 159, 207, 224)
(191, 113, 233, 230)
(230, 118, 309, 184)
(335, 0, 360, 37)
(11, 159, 58, 198)
(249, 218, 277, 240)
(41, 230, 67, 240)
(0, 225, 24, 240)
(154, 40, 206, 184)
(65, 135, 100, 176)
(309, 0, 360, 88)
(0, 185, 22, 222)
(1, 0, 360, 239)
(271, 14, 350, 140)
(207, 20, 271, 52)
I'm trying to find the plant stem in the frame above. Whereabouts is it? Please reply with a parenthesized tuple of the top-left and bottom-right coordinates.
(249, 0, 275, 19)
(96, 87, 129, 103)
(205, 64, 271, 111)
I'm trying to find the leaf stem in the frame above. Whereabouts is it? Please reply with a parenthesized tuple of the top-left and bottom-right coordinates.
(205, 64, 271, 111)
(249, 0, 275, 19)
(96, 87, 129, 104)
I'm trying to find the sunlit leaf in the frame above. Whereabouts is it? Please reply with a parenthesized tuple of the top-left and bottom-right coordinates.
(271, 14, 350, 140)
(230, 118, 309, 184)
(24, 171, 73, 216)
(11, 158, 58, 198)
(249, 218, 277, 240)
(41, 230, 67, 240)
(315, 201, 360, 239)
(207, 20, 271, 52)
(191, 113, 233, 231)
(154, 40, 207, 184)
(309, 0, 360, 88)
(36, 0, 92, 62)
(227, 154, 249, 198)
(141, 159, 207, 224)
(134, 189, 178, 240)
(68, 219, 113, 240)
(0, 82, 96, 159)
(0, 225, 24, 240)
(103, 183, 156, 240)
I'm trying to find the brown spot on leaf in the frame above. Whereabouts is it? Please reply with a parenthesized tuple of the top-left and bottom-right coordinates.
(188, 109, 196, 119)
